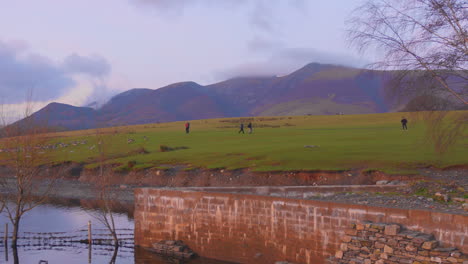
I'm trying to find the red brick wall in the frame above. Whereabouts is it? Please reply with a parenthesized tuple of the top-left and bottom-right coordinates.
(134, 188, 468, 264)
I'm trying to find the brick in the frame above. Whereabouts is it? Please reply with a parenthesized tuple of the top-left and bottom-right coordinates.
(384, 225, 401, 236)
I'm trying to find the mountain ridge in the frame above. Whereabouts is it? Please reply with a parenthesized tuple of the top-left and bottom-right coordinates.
(11, 62, 456, 131)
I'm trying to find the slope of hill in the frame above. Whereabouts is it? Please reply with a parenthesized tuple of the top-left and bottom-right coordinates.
(10, 63, 432, 131)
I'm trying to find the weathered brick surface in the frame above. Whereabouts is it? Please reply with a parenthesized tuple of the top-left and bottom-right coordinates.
(330, 221, 467, 264)
(134, 188, 468, 264)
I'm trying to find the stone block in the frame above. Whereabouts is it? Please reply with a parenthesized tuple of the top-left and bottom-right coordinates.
(346, 229, 358, 236)
(387, 238, 398, 246)
(430, 256, 442, 263)
(405, 244, 417, 252)
(446, 257, 458, 263)
(384, 245, 394, 254)
(340, 243, 348, 251)
(384, 225, 401, 236)
(375, 260, 384, 264)
(375, 242, 385, 249)
(356, 224, 365, 230)
(364, 259, 372, 264)
(342, 235, 352, 243)
(422, 240, 438, 250)
(418, 250, 429, 256)
(335, 250, 344, 259)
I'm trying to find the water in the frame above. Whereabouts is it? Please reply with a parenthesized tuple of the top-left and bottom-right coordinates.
(0, 199, 233, 264)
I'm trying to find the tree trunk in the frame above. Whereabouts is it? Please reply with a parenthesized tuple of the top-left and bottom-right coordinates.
(12, 244, 19, 264)
(11, 217, 20, 248)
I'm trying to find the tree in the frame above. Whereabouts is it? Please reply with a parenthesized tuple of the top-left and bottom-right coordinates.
(0, 99, 62, 257)
(347, 0, 467, 153)
(88, 128, 121, 249)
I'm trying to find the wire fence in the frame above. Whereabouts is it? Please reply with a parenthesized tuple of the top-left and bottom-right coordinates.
(0, 224, 134, 250)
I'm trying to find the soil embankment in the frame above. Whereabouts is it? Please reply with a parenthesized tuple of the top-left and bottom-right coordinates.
(0, 163, 466, 215)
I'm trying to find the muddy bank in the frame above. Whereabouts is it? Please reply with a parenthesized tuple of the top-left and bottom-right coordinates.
(75, 164, 420, 187)
(0, 163, 466, 215)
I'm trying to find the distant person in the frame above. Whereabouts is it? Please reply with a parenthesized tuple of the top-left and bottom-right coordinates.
(401, 117, 408, 130)
(238, 123, 244, 134)
(185, 122, 190, 134)
(247, 122, 253, 134)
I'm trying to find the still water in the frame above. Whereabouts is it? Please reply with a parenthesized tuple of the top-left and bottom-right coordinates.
(0, 200, 233, 264)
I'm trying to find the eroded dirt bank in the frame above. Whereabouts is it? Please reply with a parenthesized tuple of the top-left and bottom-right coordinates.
(0, 163, 466, 215)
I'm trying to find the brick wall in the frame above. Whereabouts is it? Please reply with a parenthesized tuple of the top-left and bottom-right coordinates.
(134, 188, 468, 264)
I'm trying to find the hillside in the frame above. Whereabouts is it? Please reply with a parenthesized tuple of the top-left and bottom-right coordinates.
(2, 112, 467, 174)
(13, 62, 456, 131)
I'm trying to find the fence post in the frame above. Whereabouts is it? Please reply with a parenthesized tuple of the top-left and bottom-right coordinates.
(4, 223, 8, 262)
(88, 221, 92, 245)
(4, 223, 7, 244)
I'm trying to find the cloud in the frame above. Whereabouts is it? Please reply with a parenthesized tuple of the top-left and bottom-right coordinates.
(131, 0, 304, 34)
(216, 47, 368, 79)
(63, 53, 111, 78)
(0, 39, 111, 105)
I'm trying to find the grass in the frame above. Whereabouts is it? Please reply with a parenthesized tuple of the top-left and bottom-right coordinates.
(0, 112, 466, 174)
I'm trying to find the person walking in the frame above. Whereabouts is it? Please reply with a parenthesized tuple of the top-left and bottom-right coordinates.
(238, 123, 245, 134)
(401, 117, 408, 130)
(247, 122, 253, 134)
(185, 122, 190, 134)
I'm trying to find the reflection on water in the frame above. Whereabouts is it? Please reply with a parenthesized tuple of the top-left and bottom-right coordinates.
(0, 199, 234, 264)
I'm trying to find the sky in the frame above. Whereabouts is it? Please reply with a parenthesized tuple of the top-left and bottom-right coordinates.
(0, 0, 368, 120)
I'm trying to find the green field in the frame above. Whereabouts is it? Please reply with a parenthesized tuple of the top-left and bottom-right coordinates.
(2, 112, 467, 174)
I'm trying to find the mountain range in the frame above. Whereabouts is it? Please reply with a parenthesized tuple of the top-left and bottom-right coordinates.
(13, 63, 459, 131)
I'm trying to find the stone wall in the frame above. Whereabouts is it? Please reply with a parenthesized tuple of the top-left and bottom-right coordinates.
(330, 221, 467, 264)
(134, 188, 468, 264)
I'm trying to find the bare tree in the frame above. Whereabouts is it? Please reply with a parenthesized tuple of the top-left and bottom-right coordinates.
(0, 98, 61, 251)
(348, 0, 468, 153)
(88, 127, 121, 248)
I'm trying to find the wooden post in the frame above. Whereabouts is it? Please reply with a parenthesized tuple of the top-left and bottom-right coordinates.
(87, 221, 92, 245)
(4, 223, 8, 262)
(4, 223, 7, 244)
(88, 220, 92, 264)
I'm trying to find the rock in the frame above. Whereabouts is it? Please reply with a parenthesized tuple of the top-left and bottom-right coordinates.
(422, 241, 438, 250)
(345, 229, 358, 236)
(376, 180, 389, 185)
(447, 257, 458, 263)
(384, 245, 394, 254)
(453, 197, 465, 203)
(335, 250, 344, 259)
(342, 235, 352, 243)
(384, 224, 400, 236)
(463, 203, 468, 211)
(388, 180, 402, 185)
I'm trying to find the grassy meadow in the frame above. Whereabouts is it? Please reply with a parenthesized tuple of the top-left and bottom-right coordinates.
(1, 112, 467, 174)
